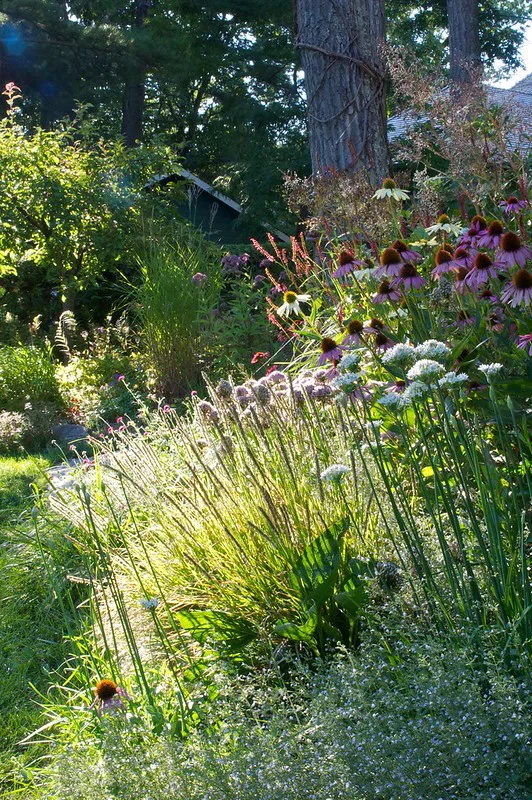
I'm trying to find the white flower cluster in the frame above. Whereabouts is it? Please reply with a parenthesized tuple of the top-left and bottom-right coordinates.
(331, 372, 360, 392)
(438, 371, 468, 389)
(320, 463, 350, 484)
(414, 339, 451, 362)
(338, 352, 361, 373)
(406, 359, 445, 384)
(381, 342, 416, 368)
(139, 596, 159, 610)
(477, 362, 504, 381)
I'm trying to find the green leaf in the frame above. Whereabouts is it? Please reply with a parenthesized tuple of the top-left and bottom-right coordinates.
(289, 518, 349, 607)
(176, 610, 258, 652)
(334, 582, 368, 623)
(274, 602, 318, 644)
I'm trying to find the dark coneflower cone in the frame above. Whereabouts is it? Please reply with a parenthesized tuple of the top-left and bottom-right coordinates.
(455, 267, 469, 281)
(453, 247, 469, 260)
(442, 243, 454, 254)
(435, 248, 453, 265)
(507, 195, 519, 203)
(500, 232, 521, 252)
(471, 214, 488, 230)
(380, 247, 402, 266)
(487, 219, 503, 235)
(400, 263, 418, 278)
(513, 269, 532, 288)
(473, 253, 493, 270)
(378, 279, 393, 293)
(347, 319, 364, 334)
(320, 337, 338, 353)
(370, 317, 384, 329)
(437, 214, 450, 224)
(382, 178, 397, 189)
(95, 680, 118, 700)
(374, 332, 389, 346)
(339, 250, 354, 265)
(392, 239, 408, 253)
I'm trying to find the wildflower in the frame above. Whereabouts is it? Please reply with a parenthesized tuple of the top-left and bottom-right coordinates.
(197, 400, 220, 423)
(140, 596, 159, 610)
(373, 177, 409, 202)
(393, 263, 426, 290)
(497, 232, 532, 268)
(376, 247, 403, 278)
(373, 279, 402, 304)
(378, 391, 404, 410)
(215, 379, 233, 398)
(454, 266, 471, 294)
(438, 372, 468, 389)
(455, 309, 475, 328)
(310, 383, 335, 401)
(90, 680, 132, 717)
(407, 359, 445, 383)
(431, 247, 454, 279)
(401, 379, 431, 403)
(375, 561, 403, 591)
(234, 385, 252, 407)
(499, 196, 528, 214)
(516, 333, 532, 355)
(414, 340, 451, 362)
(318, 337, 343, 366)
(265, 369, 286, 384)
(253, 274, 266, 287)
(391, 240, 422, 263)
(477, 363, 503, 382)
(277, 290, 311, 317)
(332, 372, 361, 392)
(191, 272, 208, 284)
(381, 342, 416, 368)
(471, 214, 488, 232)
(389, 378, 406, 393)
(365, 317, 385, 334)
(332, 250, 365, 279)
(425, 214, 462, 236)
(500, 268, 532, 307)
(476, 220, 504, 249)
(343, 319, 364, 346)
(449, 247, 474, 270)
(465, 253, 503, 289)
(251, 382, 271, 405)
(338, 351, 361, 372)
(117, 374, 125, 382)
(374, 331, 394, 351)
(320, 463, 350, 484)
(251, 351, 269, 364)
(162, 404, 171, 413)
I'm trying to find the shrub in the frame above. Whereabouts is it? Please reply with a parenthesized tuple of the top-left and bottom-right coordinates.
(0, 346, 61, 412)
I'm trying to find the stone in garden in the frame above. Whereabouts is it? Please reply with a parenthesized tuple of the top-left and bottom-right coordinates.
(51, 423, 88, 444)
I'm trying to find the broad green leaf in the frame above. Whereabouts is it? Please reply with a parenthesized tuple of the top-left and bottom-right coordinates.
(274, 602, 318, 644)
(335, 582, 368, 623)
(176, 610, 258, 651)
(289, 518, 349, 607)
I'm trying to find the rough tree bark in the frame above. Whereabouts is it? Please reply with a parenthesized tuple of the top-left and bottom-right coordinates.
(294, 0, 389, 183)
(122, 0, 150, 147)
(447, 0, 481, 86)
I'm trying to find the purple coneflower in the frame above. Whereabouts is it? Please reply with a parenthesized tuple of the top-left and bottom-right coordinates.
(393, 263, 426, 290)
(476, 219, 504, 249)
(454, 266, 471, 295)
(459, 215, 488, 247)
(332, 250, 365, 279)
(376, 247, 403, 278)
(364, 317, 386, 335)
(374, 331, 394, 352)
(391, 239, 423, 263)
(90, 680, 132, 717)
(343, 318, 365, 346)
(497, 232, 532, 268)
(499, 196, 528, 214)
(389, 379, 406, 394)
(500, 268, 532, 307)
(465, 253, 501, 289)
(455, 309, 475, 329)
(372, 279, 402, 304)
(449, 246, 475, 272)
(431, 247, 454, 279)
(516, 333, 532, 355)
(318, 337, 343, 366)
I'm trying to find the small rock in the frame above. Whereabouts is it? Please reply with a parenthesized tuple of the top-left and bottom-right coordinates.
(51, 423, 88, 445)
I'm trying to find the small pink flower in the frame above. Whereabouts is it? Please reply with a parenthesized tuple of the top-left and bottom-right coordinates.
(162, 404, 171, 413)
(251, 351, 269, 364)
(107, 427, 113, 434)
(191, 272, 208, 284)
(90, 680, 132, 717)
(117, 374, 125, 382)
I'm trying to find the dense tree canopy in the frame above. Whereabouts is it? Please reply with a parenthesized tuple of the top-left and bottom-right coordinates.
(0, 0, 530, 222)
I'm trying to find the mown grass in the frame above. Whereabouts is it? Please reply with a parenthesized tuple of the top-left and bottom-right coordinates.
(0, 455, 72, 794)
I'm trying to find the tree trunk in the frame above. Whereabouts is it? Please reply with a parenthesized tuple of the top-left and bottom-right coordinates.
(122, 0, 150, 147)
(294, 0, 389, 184)
(447, 0, 481, 86)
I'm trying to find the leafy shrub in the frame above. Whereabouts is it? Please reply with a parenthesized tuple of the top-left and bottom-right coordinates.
(43, 639, 531, 800)
(0, 346, 61, 412)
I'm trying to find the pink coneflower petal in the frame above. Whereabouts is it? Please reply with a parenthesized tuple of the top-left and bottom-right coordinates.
(497, 233, 532, 268)
(391, 240, 423, 263)
(376, 247, 403, 278)
(516, 333, 532, 355)
(392, 263, 426, 290)
(372, 279, 402, 304)
(318, 338, 343, 366)
(500, 268, 532, 307)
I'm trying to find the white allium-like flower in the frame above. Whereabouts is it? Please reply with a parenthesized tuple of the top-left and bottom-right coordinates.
(332, 372, 361, 391)
(381, 343, 416, 368)
(339, 352, 361, 373)
(477, 363, 504, 381)
(406, 359, 445, 383)
(320, 464, 350, 484)
(438, 371, 468, 389)
(401, 379, 431, 404)
(140, 597, 159, 610)
(414, 339, 451, 362)
(277, 290, 311, 317)
(378, 392, 404, 410)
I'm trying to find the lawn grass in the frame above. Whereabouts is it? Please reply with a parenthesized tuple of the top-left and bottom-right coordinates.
(0, 455, 70, 794)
